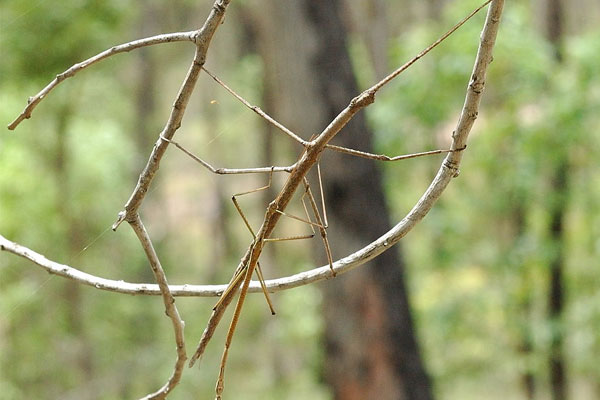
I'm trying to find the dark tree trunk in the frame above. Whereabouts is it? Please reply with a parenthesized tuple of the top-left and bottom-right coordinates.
(545, 1, 567, 399)
(248, 1, 433, 399)
(547, 161, 568, 400)
(303, 2, 433, 399)
(512, 205, 536, 400)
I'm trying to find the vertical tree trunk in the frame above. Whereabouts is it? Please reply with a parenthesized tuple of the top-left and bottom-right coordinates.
(304, 2, 432, 399)
(512, 205, 536, 400)
(547, 161, 568, 400)
(249, 1, 433, 399)
(544, 1, 567, 399)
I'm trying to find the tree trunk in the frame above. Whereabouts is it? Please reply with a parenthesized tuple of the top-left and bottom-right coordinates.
(248, 1, 433, 399)
(512, 205, 536, 400)
(547, 161, 568, 400)
(544, 1, 567, 399)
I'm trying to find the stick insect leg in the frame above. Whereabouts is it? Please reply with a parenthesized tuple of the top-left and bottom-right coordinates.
(272, 173, 335, 276)
(229, 168, 276, 314)
(212, 265, 245, 311)
(302, 174, 335, 277)
(216, 245, 258, 400)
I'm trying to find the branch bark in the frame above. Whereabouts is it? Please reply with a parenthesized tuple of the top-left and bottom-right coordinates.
(112, 0, 232, 231)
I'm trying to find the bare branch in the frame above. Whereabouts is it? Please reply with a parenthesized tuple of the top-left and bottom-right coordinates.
(129, 215, 186, 400)
(0, 0, 502, 302)
(7, 31, 197, 131)
(202, 67, 308, 146)
(112, 0, 233, 231)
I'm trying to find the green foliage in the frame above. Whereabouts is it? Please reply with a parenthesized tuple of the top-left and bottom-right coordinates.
(0, 0, 129, 83)
(2, 1, 600, 399)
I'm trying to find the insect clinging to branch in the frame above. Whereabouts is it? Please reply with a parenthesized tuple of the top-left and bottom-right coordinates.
(163, 65, 464, 399)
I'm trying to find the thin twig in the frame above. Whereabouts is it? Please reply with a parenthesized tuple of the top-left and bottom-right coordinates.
(129, 215, 186, 400)
(7, 31, 197, 130)
(0, 1, 504, 397)
(202, 66, 308, 146)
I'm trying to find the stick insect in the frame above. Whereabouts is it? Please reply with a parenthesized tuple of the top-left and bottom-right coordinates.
(163, 66, 462, 399)
(173, 3, 488, 396)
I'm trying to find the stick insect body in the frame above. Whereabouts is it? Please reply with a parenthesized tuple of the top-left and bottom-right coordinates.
(166, 69, 463, 400)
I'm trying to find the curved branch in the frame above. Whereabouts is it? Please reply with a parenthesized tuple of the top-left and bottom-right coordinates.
(0, 0, 504, 300)
(7, 31, 197, 130)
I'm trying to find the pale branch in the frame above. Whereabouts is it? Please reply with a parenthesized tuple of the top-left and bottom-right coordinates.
(7, 31, 197, 131)
(202, 66, 308, 146)
(129, 215, 187, 400)
(112, 0, 232, 231)
(189, 0, 501, 375)
(123, 1, 232, 396)
(160, 136, 296, 174)
(0, 232, 426, 297)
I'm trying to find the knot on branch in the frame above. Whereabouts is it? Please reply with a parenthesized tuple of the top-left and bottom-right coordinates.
(469, 76, 485, 93)
(213, 1, 226, 13)
(350, 90, 375, 109)
(443, 159, 460, 178)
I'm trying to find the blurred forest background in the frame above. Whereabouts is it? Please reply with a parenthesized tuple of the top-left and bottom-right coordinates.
(1, 0, 599, 399)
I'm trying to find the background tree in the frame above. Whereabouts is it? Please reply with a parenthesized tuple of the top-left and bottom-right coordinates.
(246, 1, 433, 399)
